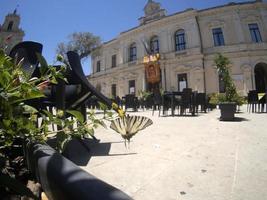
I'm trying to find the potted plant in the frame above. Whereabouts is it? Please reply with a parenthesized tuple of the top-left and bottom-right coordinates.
(138, 90, 152, 109)
(0, 48, 116, 199)
(214, 53, 241, 121)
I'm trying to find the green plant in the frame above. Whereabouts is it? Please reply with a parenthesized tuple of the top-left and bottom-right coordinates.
(213, 53, 243, 104)
(138, 90, 152, 100)
(0, 49, 113, 198)
(0, 49, 60, 198)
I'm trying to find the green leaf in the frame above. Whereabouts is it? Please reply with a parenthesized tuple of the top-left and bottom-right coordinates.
(56, 131, 70, 153)
(36, 53, 48, 75)
(25, 89, 45, 100)
(66, 110, 84, 123)
(0, 173, 38, 200)
(42, 110, 54, 120)
(99, 102, 108, 110)
(0, 70, 12, 88)
(23, 105, 38, 114)
(3, 119, 11, 127)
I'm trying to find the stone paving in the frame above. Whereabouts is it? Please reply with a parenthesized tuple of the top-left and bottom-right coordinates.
(76, 106, 267, 200)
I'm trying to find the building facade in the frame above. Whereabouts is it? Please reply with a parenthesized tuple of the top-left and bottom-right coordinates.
(88, 0, 267, 98)
(0, 9, 24, 54)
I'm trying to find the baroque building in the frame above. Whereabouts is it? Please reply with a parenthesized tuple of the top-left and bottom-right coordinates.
(0, 9, 24, 54)
(88, 0, 267, 98)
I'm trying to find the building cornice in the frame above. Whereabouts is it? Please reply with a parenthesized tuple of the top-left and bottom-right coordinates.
(198, 1, 266, 17)
(102, 1, 265, 47)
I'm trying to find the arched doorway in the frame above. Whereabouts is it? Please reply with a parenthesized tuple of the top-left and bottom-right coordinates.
(254, 63, 267, 93)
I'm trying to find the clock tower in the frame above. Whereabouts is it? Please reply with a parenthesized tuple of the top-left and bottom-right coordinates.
(0, 9, 25, 53)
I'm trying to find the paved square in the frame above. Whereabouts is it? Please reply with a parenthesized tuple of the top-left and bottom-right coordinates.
(79, 107, 267, 200)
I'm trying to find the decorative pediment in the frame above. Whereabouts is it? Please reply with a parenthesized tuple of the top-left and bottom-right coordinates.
(173, 64, 192, 72)
(111, 77, 118, 82)
(191, 66, 203, 72)
(242, 15, 261, 23)
(207, 20, 225, 28)
(124, 72, 138, 80)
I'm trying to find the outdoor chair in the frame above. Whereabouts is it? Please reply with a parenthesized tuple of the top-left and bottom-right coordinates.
(114, 96, 123, 107)
(196, 93, 207, 113)
(144, 94, 154, 110)
(179, 88, 193, 115)
(247, 90, 259, 113)
(86, 96, 99, 109)
(161, 92, 172, 116)
(258, 92, 267, 113)
(123, 94, 138, 111)
(152, 92, 162, 116)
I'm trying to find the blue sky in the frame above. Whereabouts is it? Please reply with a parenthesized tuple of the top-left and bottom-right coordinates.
(0, 0, 261, 75)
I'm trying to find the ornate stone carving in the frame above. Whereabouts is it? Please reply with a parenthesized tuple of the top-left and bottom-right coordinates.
(144, 0, 161, 16)
(139, 0, 166, 25)
(241, 14, 261, 23)
(207, 20, 225, 28)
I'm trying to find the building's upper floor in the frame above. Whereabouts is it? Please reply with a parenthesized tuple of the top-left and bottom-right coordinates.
(91, 0, 267, 75)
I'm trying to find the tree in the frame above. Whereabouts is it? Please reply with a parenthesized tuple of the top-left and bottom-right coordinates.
(215, 53, 235, 101)
(56, 32, 101, 62)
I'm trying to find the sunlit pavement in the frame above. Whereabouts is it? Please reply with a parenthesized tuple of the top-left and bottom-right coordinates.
(76, 106, 267, 200)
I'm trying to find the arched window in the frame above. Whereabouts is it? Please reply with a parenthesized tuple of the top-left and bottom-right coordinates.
(150, 36, 159, 54)
(7, 21, 14, 31)
(129, 43, 137, 62)
(175, 29, 186, 51)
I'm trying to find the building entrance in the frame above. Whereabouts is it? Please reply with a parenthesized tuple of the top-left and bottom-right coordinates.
(254, 63, 267, 93)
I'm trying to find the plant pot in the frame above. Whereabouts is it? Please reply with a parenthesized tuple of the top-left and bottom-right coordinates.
(24, 142, 132, 200)
(219, 103, 236, 121)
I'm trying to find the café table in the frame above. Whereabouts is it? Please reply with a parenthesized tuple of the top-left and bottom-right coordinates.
(162, 91, 196, 116)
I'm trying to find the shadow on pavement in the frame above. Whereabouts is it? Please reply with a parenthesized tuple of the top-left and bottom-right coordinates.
(218, 117, 250, 122)
(62, 138, 136, 166)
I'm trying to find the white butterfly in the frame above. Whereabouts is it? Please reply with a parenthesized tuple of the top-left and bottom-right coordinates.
(110, 115, 153, 146)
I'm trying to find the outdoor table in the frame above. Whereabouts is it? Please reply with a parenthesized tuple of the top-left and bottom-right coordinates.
(163, 91, 196, 116)
(163, 92, 182, 116)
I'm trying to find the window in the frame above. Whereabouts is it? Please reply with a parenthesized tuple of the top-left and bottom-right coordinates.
(129, 43, 137, 62)
(175, 30, 186, 51)
(177, 73, 187, 92)
(212, 28, 225, 46)
(111, 84, 116, 98)
(150, 36, 159, 54)
(7, 21, 13, 31)
(96, 60, 101, 72)
(129, 80, 135, 94)
(111, 54, 116, 68)
(218, 73, 226, 93)
(249, 23, 262, 43)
